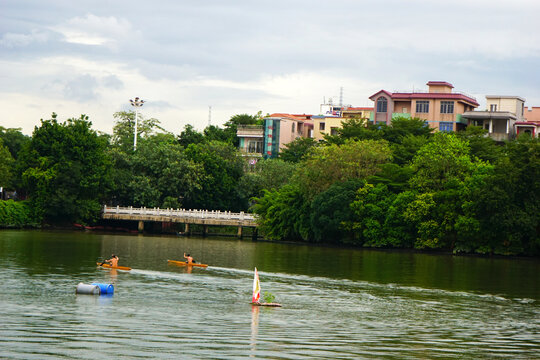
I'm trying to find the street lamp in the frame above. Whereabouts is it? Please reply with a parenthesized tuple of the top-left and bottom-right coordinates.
(129, 97, 144, 150)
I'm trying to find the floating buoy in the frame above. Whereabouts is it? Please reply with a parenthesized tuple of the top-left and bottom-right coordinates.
(75, 283, 101, 295)
(91, 283, 114, 295)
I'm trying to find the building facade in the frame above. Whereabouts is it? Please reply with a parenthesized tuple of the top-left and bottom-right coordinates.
(462, 96, 525, 141)
(263, 114, 313, 158)
(369, 81, 479, 132)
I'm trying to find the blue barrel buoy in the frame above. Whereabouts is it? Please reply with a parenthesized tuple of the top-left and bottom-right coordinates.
(76, 282, 101, 295)
(91, 283, 114, 295)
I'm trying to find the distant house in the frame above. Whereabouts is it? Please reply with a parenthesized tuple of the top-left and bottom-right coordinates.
(462, 96, 526, 141)
(369, 81, 479, 132)
(237, 124, 264, 167)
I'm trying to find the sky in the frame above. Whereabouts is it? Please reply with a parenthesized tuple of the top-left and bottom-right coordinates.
(1, 0, 539, 136)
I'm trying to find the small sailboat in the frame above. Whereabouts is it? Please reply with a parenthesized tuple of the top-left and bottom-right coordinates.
(251, 267, 281, 307)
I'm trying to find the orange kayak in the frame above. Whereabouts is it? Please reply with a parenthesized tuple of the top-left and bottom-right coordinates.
(167, 259, 208, 268)
(97, 262, 132, 271)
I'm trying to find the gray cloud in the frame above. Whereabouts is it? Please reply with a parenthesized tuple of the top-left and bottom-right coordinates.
(1, 0, 539, 134)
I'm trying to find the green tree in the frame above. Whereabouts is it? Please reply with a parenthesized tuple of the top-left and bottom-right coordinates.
(178, 124, 205, 147)
(294, 139, 392, 199)
(310, 180, 362, 243)
(279, 137, 318, 163)
(19, 113, 112, 224)
(0, 139, 14, 189)
(253, 184, 312, 241)
(456, 125, 501, 163)
(406, 133, 493, 251)
(109, 136, 204, 208)
(471, 136, 539, 255)
(184, 141, 245, 210)
(111, 111, 167, 151)
(237, 159, 296, 208)
(0, 127, 30, 159)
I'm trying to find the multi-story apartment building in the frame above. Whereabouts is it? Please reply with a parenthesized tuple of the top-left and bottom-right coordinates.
(263, 114, 313, 158)
(462, 96, 525, 141)
(369, 81, 479, 132)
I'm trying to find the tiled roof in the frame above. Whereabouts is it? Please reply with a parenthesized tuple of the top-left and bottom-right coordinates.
(426, 81, 454, 88)
(268, 113, 311, 121)
(391, 92, 479, 106)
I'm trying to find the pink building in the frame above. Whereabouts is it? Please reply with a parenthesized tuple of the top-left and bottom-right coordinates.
(369, 81, 479, 132)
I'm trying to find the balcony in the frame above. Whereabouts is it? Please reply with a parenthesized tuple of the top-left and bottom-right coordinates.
(237, 125, 264, 138)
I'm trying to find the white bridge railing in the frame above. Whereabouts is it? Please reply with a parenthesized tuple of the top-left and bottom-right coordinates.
(103, 205, 256, 221)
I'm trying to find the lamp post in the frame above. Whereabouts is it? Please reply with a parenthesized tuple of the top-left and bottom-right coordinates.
(129, 97, 144, 150)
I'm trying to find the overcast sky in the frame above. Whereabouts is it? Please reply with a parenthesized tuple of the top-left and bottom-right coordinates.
(1, 0, 539, 135)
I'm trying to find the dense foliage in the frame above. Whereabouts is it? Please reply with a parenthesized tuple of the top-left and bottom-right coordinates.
(0, 200, 38, 227)
(2, 111, 538, 256)
(255, 118, 539, 256)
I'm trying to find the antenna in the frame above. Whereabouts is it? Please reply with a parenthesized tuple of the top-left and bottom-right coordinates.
(339, 86, 343, 107)
(208, 106, 212, 127)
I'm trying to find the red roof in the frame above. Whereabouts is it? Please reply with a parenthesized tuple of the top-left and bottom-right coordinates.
(268, 113, 311, 121)
(426, 81, 454, 88)
(369, 90, 479, 107)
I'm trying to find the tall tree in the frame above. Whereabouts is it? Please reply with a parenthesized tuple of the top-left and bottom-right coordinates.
(184, 141, 245, 210)
(0, 127, 30, 159)
(111, 111, 167, 151)
(19, 113, 112, 224)
(0, 139, 14, 189)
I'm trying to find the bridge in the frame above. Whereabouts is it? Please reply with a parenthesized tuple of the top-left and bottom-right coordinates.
(102, 205, 258, 237)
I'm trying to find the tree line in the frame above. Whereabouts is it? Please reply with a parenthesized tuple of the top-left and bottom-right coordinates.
(0, 113, 538, 256)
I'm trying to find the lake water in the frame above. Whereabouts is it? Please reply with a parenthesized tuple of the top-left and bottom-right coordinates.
(0, 230, 539, 359)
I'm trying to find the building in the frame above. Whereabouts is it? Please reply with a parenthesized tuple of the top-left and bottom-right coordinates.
(237, 124, 265, 167)
(263, 114, 313, 159)
(524, 106, 540, 122)
(369, 81, 479, 132)
(462, 96, 525, 141)
(311, 116, 344, 141)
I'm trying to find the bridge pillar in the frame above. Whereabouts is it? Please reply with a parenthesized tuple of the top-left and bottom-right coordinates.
(203, 225, 209, 237)
(138, 220, 144, 232)
(237, 226, 243, 238)
(184, 223, 190, 235)
(252, 228, 258, 241)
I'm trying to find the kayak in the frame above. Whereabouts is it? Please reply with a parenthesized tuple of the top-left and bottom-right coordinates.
(97, 262, 132, 271)
(167, 259, 208, 268)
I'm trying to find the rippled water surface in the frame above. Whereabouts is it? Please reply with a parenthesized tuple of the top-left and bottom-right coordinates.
(0, 230, 539, 359)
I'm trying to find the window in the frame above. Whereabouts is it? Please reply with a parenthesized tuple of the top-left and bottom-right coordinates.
(319, 122, 325, 131)
(439, 122, 453, 132)
(440, 101, 454, 114)
(291, 123, 295, 133)
(416, 101, 429, 113)
(247, 141, 262, 153)
(490, 104, 497, 112)
(330, 127, 339, 135)
(376, 97, 387, 112)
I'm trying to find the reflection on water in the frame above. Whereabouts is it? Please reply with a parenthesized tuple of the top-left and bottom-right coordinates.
(250, 305, 259, 357)
(0, 229, 538, 359)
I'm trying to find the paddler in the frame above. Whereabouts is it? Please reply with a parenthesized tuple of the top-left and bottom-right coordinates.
(183, 252, 194, 264)
(105, 254, 119, 267)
